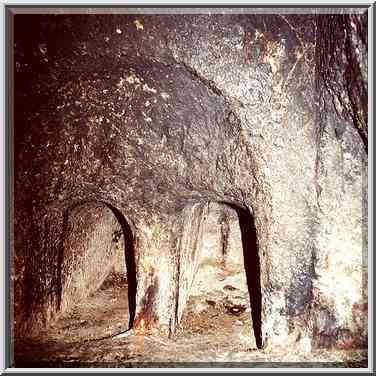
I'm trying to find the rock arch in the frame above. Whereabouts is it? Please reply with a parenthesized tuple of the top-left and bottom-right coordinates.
(174, 201, 263, 348)
(56, 201, 137, 329)
(13, 200, 138, 338)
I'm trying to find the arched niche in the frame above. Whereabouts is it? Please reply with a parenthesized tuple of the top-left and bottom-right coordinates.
(57, 201, 137, 331)
(177, 201, 262, 348)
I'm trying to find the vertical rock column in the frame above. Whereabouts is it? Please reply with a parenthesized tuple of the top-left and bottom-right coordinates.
(13, 206, 65, 338)
(132, 214, 179, 335)
(175, 203, 208, 324)
(132, 204, 210, 336)
(313, 119, 367, 348)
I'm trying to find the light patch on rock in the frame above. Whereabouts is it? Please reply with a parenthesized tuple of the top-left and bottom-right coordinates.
(134, 19, 144, 31)
(300, 336, 312, 354)
(126, 74, 141, 85)
(259, 39, 286, 76)
(142, 111, 152, 123)
(139, 221, 154, 238)
(314, 211, 364, 327)
(160, 92, 170, 100)
(263, 292, 290, 346)
(195, 302, 207, 313)
(117, 77, 126, 88)
(116, 28, 122, 34)
(238, 331, 254, 346)
(115, 110, 125, 118)
(38, 43, 47, 55)
(143, 83, 157, 94)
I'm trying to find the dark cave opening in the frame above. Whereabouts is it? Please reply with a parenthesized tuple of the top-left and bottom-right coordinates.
(226, 204, 263, 349)
(237, 207, 263, 349)
(105, 203, 137, 329)
(185, 201, 262, 349)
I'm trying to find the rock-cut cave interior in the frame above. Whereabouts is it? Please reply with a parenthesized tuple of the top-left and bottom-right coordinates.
(11, 11, 368, 368)
(16, 201, 264, 365)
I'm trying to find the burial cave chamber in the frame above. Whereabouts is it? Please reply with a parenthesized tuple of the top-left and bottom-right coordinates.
(12, 11, 368, 366)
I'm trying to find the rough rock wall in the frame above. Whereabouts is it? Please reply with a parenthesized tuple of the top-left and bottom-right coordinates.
(174, 203, 207, 324)
(165, 14, 318, 347)
(60, 202, 123, 314)
(114, 235, 126, 274)
(313, 113, 367, 348)
(13, 12, 367, 349)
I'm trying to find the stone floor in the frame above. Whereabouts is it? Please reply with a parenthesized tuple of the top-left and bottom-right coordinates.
(13, 272, 368, 368)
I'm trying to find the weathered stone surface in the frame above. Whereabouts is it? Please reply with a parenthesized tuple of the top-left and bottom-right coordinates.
(13, 12, 367, 352)
(60, 202, 122, 313)
(190, 203, 247, 297)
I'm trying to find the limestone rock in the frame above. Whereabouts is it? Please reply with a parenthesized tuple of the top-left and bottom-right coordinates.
(13, 12, 367, 352)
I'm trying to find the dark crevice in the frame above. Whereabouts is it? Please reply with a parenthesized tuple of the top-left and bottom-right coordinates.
(178, 60, 224, 97)
(56, 213, 69, 312)
(238, 207, 263, 349)
(225, 203, 263, 349)
(219, 203, 263, 349)
(105, 203, 137, 329)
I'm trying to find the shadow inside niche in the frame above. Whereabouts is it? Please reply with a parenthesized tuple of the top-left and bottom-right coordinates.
(227, 204, 263, 349)
(56, 212, 69, 314)
(105, 204, 138, 329)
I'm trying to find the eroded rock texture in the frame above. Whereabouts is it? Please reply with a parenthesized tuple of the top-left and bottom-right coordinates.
(13, 11, 367, 351)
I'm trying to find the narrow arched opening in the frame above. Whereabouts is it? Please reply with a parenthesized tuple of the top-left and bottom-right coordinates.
(53, 201, 137, 341)
(178, 201, 262, 349)
(231, 204, 262, 349)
